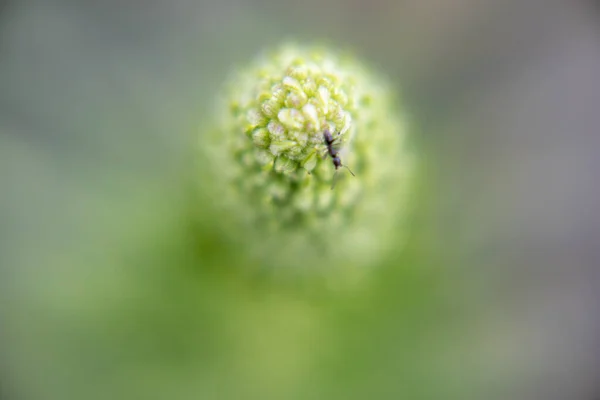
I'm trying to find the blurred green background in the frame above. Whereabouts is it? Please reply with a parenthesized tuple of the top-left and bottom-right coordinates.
(1, 0, 599, 399)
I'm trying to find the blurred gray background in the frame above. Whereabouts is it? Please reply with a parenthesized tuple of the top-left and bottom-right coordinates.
(1, 0, 599, 399)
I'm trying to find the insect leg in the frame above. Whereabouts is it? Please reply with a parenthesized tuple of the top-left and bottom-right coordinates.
(343, 165, 356, 177)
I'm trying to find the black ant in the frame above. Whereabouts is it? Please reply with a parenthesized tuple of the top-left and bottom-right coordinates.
(323, 128, 355, 189)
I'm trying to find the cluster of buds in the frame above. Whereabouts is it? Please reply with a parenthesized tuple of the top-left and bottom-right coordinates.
(201, 43, 413, 273)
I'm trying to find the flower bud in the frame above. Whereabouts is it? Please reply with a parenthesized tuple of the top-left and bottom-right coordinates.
(201, 43, 414, 274)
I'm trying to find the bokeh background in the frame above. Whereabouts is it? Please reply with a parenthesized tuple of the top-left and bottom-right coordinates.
(1, 0, 599, 399)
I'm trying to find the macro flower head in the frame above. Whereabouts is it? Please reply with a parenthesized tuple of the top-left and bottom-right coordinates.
(201, 43, 413, 272)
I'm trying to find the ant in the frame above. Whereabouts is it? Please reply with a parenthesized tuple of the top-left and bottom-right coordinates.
(322, 128, 355, 189)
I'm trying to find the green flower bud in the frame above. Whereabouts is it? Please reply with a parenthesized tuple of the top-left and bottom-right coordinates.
(200, 43, 413, 274)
